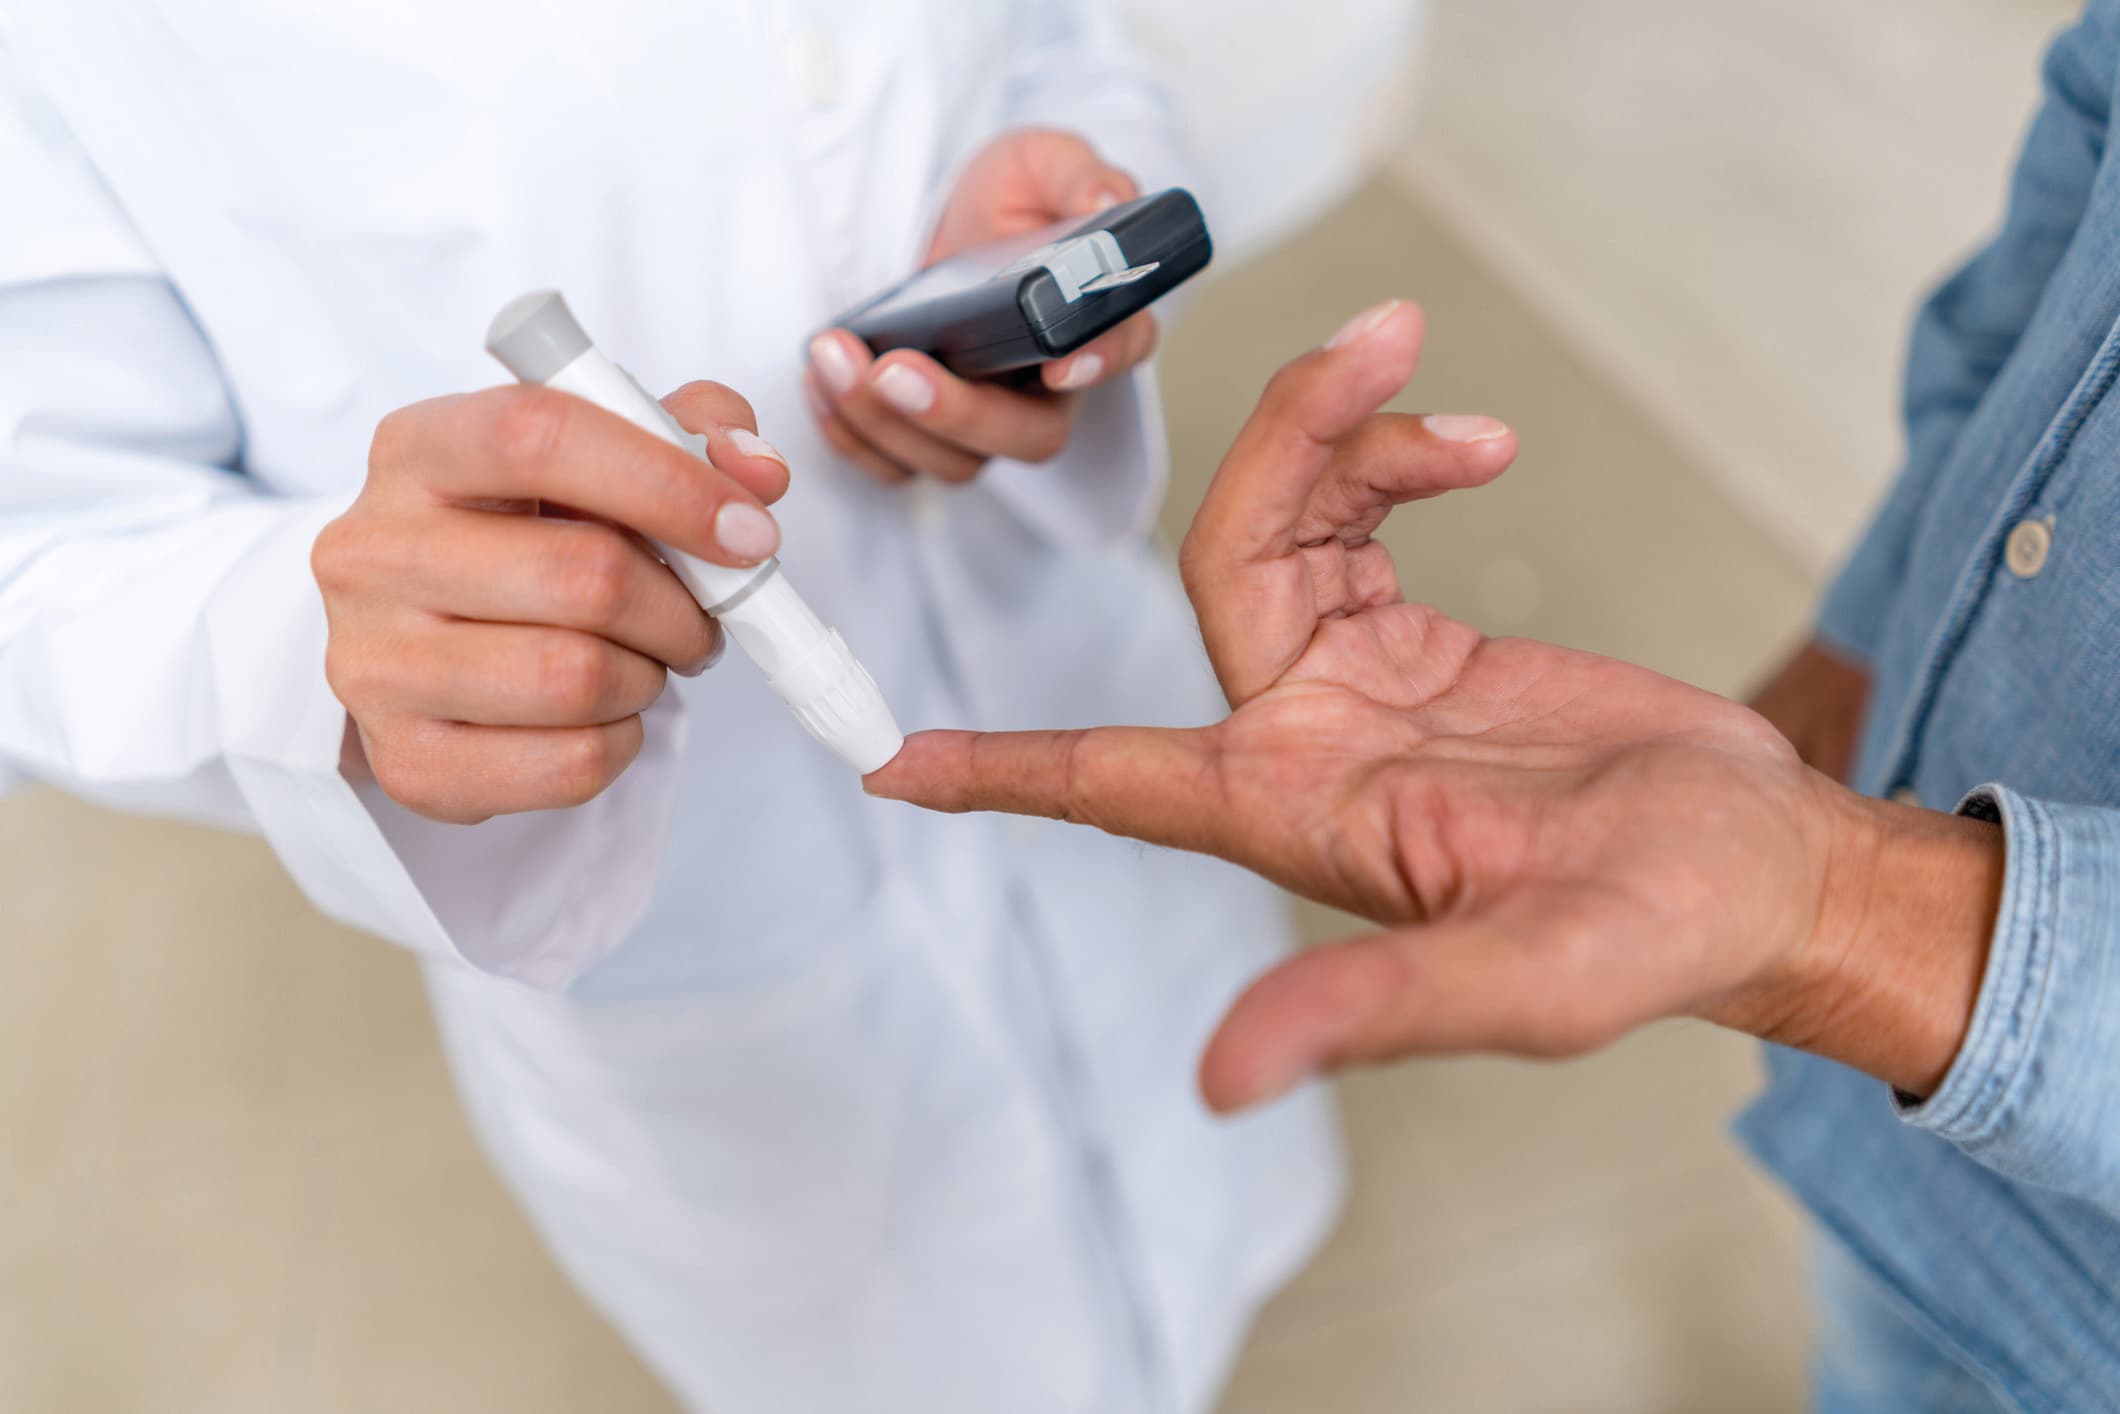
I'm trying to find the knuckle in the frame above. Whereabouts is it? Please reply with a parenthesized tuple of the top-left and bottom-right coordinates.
(549, 530, 635, 626)
(310, 509, 401, 597)
(321, 638, 372, 707)
(380, 773, 446, 820)
(536, 634, 615, 719)
(367, 405, 415, 474)
(547, 723, 637, 807)
(644, 459, 719, 544)
(493, 385, 572, 476)
(1260, 360, 1308, 413)
(367, 731, 449, 820)
(309, 514, 360, 593)
(1023, 421, 1070, 465)
(685, 617, 721, 668)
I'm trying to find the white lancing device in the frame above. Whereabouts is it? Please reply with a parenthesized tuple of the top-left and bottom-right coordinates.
(484, 291, 904, 774)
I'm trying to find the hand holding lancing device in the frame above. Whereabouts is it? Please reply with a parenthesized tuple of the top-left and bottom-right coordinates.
(317, 381, 790, 823)
(806, 128, 1159, 484)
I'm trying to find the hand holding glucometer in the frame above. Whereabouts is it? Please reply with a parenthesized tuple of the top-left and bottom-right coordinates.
(834, 187, 1212, 381)
(804, 129, 1206, 484)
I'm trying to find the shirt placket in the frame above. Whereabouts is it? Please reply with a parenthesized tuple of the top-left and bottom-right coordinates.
(1870, 305, 2120, 802)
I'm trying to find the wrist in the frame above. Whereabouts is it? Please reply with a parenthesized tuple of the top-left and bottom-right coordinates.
(1738, 778, 2005, 1096)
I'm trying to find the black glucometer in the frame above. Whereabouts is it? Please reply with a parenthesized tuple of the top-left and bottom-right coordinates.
(834, 188, 1212, 380)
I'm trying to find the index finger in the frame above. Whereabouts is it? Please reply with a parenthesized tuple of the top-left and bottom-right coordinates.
(864, 725, 1233, 858)
(371, 385, 779, 569)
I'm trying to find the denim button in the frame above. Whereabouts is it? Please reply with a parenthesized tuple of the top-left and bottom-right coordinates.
(2004, 518, 2052, 579)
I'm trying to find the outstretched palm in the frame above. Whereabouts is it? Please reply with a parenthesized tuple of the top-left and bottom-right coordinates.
(1211, 603, 1819, 948)
(871, 304, 1844, 1108)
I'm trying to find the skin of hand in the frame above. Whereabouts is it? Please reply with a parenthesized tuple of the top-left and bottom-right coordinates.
(868, 301, 2006, 1113)
(806, 127, 1160, 485)
(1747, 639, 1874, 783)
(314, 381, 792, 824)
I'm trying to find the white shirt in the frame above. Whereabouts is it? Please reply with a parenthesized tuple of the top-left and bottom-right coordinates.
(0, 5, 1343, 1409)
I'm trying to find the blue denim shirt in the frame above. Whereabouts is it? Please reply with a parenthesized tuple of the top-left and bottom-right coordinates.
(1733, 5, 2120, 1408)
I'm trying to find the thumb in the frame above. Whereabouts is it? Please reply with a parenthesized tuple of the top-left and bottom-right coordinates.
(1198, 889, 1643, 1113)
(1057, 154, 1139, 218)
(1019, 129, 1140, 217)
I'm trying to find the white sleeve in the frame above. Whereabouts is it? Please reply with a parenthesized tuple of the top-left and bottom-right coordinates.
(972, 0, 1193, 551)
(0, 54, 679, 988)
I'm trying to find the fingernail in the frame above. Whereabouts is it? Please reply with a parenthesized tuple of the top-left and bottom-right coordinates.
(713, 501, 781, 562)
(810, 334, 858, 396)
(874, 363, 935, 416)
(1422, 414, 1510, 443)
(1049, 351, 1105, 391)
(727, 428, 787, 465)
(1088, 188, 1123, 212)
(1325, 300, 1402, 350)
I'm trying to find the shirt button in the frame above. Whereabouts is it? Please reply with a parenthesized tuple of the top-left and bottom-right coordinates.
(1890, 786, 1922, 807)
(2004, 517, 2053, 579)
(784, 26, 842, 108)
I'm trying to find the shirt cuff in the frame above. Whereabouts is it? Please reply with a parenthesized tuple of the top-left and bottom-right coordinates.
(977, 363, 1165, 550)
(1894, 784, 2120, 1211)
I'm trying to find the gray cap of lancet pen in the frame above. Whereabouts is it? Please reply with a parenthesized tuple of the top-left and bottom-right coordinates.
(485, 289, 592, 383)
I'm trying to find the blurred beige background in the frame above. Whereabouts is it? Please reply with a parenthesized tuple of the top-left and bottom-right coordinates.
(0, 3, 2078, 1409)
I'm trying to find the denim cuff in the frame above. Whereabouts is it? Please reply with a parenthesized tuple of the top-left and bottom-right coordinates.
(1895, 785, 2120, 1212)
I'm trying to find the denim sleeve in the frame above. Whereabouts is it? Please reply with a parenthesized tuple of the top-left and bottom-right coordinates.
(1819, 5, 2118, 662)
(1895, 785, 2120, 1215)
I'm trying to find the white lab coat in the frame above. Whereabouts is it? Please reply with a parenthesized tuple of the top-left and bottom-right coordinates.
(0, 3, 1343, 1410)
